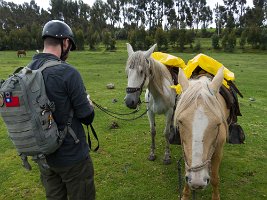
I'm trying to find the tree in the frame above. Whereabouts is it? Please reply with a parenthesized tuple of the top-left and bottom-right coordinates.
(169, 28, 179, 48)
(239, 30, 246, 49)
(214, 3, 227, 36)
(75, 29, 85, 50)
(146, 0, 157, 30)
(243, 1, 265, 27)
(127, 27, 148, 50)
(102, 29, 116, 50)
(200, 6, 213, 29)
(178, 28, 186, 51)
(222, 28, 236, 52)
(211, 33, 220, 49)
(154, 27, 168, 50)
(260, 28, 267, 50)
(188, 0, 212, 31)
(174, 0, 187, 29)
(247, 26, 261, 48)
(89, 0, 108, 35)
(106, 0, 120, 28)
(86, 23, 100, 50)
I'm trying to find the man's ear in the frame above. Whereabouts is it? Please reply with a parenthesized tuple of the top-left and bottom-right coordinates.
(63, 38, 70, 49)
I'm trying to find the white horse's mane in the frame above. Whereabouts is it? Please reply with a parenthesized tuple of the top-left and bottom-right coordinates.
(126, 51, 173, 103)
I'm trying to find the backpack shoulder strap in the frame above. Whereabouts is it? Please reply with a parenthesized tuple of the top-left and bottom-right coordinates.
(21, 60, 62, 75)
(38, 60, 62, 72)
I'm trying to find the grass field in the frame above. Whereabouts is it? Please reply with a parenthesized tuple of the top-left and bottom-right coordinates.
(0, 43, 266, 200)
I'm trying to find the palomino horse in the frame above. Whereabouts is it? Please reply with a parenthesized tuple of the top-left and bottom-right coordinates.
(124, 43, 177, 164)
(174, 67, 229, 200)
(17, 50, 26, 57)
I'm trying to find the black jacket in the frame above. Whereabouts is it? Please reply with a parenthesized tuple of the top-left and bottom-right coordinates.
(30, 53, 94, 167)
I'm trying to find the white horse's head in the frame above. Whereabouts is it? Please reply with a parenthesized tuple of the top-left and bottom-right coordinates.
(175, 67, 228, 190)
(124, 43, 157, 109)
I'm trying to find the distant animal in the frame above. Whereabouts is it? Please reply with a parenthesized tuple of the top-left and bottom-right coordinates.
(17, 50, 26, 57)
(36, 49, 39, 54)
(174, 67, 229, 200)
(124, 43, 177, 164)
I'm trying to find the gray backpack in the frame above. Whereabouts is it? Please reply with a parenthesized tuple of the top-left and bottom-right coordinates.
(0, 60, 79, 170)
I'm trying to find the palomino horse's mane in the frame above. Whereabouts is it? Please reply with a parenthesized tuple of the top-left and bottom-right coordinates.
(126, 51, 173, 103)
(175, 76, 227, 125)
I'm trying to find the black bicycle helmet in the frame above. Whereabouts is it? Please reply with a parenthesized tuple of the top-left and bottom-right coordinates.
(42, 20, 76, 51)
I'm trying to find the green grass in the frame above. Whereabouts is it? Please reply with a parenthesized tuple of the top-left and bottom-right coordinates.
(0, 44, 266, 199)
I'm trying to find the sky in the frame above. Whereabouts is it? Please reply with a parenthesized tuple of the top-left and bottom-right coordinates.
(4, 0, 254, 11)
(4, 0, 96, 9)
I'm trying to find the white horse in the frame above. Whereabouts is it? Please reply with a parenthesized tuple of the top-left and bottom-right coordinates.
(124, 43, 177, 164)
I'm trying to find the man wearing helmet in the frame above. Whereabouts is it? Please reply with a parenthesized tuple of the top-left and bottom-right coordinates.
(30, 20, 96, 199)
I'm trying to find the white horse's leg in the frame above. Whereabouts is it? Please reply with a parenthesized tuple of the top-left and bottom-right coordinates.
(163, 108, 172, 164)
(147, 110, 156, 161)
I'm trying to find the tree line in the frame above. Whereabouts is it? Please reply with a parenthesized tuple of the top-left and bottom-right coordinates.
(0, 0, 266, 52)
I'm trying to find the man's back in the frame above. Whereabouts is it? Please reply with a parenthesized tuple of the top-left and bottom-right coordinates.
(30, 53, 94, 167)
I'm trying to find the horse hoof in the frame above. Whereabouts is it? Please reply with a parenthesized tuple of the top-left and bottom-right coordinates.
(163, 158, 171, 165)
(148, 155, 156, 161)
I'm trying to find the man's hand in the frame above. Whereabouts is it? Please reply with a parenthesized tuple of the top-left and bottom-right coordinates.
(87, 94, 93, 107)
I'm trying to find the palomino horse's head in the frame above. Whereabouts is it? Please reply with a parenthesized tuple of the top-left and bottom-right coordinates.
(174, 67, 228, 191)
(124, 43, 157, 109)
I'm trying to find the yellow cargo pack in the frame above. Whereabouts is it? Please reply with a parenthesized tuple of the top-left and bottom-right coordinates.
(152, 52, 186, 69)
(152, 52, 235, 94)
(171, 54, 235, 93)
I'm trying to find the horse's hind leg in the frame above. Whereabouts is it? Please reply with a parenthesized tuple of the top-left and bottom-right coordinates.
(162, 109, 172, 164)
(147, 110, 156, 161)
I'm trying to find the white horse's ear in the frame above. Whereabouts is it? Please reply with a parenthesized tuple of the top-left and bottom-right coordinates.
(126, 43, 134, 56)
(144, 43, 157, 58)
(209, 67, 224, 94)
(178, 69, 189, 91)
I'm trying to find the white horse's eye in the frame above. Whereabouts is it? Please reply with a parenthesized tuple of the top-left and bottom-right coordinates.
(140, 70, 143, 74)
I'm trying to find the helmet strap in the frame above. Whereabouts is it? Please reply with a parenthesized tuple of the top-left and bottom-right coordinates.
(60, 39, 71, 61)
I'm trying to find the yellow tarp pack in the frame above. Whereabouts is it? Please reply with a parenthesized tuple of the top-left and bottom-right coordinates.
(152, 52, 235, 94)
(152, 52, 186, 69)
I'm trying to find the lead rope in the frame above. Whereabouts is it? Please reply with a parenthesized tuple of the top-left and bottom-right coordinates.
(92, 100, 149, 121)
(177, 157, 197, 200)
(92, 100, 141, 116)
(178, 157, 183, 200)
